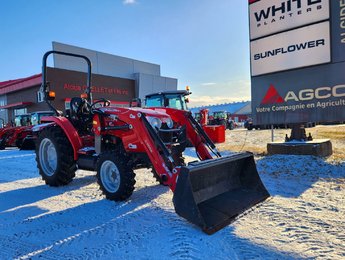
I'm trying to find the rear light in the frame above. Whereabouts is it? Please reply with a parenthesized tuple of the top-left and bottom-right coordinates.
(80, 93, 88, 99)
(48, 91, 55, 100)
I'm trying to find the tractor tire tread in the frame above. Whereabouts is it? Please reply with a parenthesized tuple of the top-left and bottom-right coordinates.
(96, 150, 136, 201)
(36, 126, 76, 186)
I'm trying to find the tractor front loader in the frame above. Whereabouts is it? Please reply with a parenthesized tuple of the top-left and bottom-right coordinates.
(35, 51, 269, 235)
(147, 107, 269, 234)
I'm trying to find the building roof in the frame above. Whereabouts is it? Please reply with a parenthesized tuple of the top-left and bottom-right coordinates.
(234, 102, 252, 115)
(0, 102, 33, 109)
(0, 74, 42, 95)
(190, 101, 251, 115)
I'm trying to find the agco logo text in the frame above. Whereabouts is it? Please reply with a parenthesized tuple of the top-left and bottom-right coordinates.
(285, 85, 345, 101)
(261, 84, 345, 104)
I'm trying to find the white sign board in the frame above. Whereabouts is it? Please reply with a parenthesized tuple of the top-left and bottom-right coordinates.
(249, 0, 330, 40)
(250, 21, 331, 76)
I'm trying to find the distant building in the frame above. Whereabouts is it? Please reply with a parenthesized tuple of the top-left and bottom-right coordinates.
(191, 101, 251, 114)
(0, 42, 177, 124)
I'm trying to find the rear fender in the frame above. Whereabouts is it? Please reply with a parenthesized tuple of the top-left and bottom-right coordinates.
(41, 116, 82, 160)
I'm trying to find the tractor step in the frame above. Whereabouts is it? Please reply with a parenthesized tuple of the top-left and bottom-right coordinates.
(78, 147, 96, 155)
(77, 148, 98, 171)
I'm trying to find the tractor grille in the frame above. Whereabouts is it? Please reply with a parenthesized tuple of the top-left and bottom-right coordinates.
(158, 123, 174, 144)
(158, 123, 186, 146)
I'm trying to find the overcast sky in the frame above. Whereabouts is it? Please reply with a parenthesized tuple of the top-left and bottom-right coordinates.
(0, 0, 251, 107)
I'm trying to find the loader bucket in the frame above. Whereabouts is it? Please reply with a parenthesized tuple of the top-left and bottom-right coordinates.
(173, 152, 269, 234)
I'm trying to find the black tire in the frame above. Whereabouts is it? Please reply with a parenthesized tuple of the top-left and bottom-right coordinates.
(36, 126, 76, 186)
(228, 122, 234, 130)
(96, 151, 136, 201)
(0, 139, 5, 150)
(15, 138, 23, 149)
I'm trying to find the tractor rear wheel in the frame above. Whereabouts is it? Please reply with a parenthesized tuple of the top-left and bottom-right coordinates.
(96, 151, 136, 201)
(36, 126, 76, 186)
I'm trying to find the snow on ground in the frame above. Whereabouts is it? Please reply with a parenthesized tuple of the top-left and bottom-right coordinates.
(0, 127, 344, 259)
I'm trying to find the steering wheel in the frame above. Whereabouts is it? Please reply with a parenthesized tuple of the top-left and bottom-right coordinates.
(90, 98, 111, 111)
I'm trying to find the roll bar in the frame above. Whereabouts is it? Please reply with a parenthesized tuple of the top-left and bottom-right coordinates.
(41, 50, 92, 115)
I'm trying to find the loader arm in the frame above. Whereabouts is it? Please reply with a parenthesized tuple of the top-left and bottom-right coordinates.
(154, 108, 220, 160)
(98, 111, 180, 190)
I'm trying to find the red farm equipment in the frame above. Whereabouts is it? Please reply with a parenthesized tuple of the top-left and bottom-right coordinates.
(0, 112, 54, 150)
(0, 114, 32, 150)
(34, 51, 269, 234)
(144, 91, 226, 144)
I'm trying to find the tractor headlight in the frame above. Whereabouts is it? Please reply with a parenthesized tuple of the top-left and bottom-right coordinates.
(147, 116, 162, 129)
(164, 117, 174, 129)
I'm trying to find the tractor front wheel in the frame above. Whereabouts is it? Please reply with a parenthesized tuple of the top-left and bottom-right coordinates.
(36, 127, 76, 186)
(96, 151, 135, 201)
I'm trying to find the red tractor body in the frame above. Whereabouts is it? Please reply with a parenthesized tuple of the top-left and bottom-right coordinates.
(34, 51, 269, 234)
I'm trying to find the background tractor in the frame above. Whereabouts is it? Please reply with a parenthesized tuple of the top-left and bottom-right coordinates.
(34, 51, 269, 234)
(0, 114, 31, 150)
(144, 89, 191, 111)
(144, 91, 227, 143)
(0, 111, 54, 150)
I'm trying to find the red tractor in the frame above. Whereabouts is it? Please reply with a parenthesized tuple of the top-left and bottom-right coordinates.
(35, 51, 269, 234)
(0, 112, 54, 150)
(0, 114, 31, 150)
(144, 92, 226, 143)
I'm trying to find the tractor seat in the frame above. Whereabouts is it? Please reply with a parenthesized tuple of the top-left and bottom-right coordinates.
(69, 97, 92, 133)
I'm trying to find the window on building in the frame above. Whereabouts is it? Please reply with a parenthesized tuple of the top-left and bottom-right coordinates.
(0, 100, 4, 112)
(37, 91, 45, 103)
(14, 108, 27, 116)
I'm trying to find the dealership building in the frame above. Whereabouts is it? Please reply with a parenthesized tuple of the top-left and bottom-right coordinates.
(0, 42, 177, 124)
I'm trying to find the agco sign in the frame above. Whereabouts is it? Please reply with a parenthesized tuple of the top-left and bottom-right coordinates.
(249, 0, 345, 124)
(249, 0, 329, 39)
(256, 84, 345, 114)
(262, 84, 345, 104)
